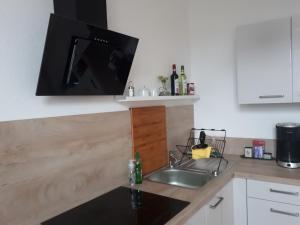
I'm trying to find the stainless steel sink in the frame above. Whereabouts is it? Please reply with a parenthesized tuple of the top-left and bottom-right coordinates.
(147, 168, 213, 189)
(147, 158, 230, 189)
(182, 158, 229, 173)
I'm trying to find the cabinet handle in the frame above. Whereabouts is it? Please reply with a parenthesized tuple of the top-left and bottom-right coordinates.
(270, 208, 299, 217)
(209, 197, 224, 209)
(270, 188, 299, 196)
(259, 95, 284, 99)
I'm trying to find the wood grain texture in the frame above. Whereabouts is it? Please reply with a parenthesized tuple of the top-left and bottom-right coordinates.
(225, 137, 276, 156)
(130, 106, 168, 175)
(0, 112, 132, 225)
(0, 105, 195, 225)
(166, 105, 194, 152)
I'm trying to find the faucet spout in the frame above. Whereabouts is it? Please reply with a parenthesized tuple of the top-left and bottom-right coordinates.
(169, 151, 180, 168)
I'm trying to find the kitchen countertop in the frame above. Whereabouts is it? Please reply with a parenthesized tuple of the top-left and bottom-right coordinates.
(40, 154, 300, 225)
(135, 154, 300, 225)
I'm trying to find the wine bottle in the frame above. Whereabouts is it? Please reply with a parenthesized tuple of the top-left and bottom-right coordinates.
(179, 65, 187, 95)
(170, 64, 179, 96)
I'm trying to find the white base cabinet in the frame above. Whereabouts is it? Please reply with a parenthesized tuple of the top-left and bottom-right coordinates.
(184, 194, 225, 225)
(233, 178, 247, 225)
(206, 195, 224, 225)
(184, 206, 206, 225)
(248, 198, 300, 225)
(247, 179, 300, 205)
(247, 179, 300, 225)
(184, 180, 237, 225)
(184, 178, 300, 225)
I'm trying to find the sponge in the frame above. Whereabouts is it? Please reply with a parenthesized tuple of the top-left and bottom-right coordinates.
(192, 146, 212, 159)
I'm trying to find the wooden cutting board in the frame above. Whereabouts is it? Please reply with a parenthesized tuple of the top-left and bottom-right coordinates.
(130, 106, 168, 175)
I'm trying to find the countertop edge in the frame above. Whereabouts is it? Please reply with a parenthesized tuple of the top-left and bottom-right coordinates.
(163, 155, 300, 225)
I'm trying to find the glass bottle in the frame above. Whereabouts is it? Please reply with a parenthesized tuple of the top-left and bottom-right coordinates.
(170, 64, 179, 96)
(135, 151, 143, 184)
(128, 159, 136, 187)
(179, 65, 187, 95)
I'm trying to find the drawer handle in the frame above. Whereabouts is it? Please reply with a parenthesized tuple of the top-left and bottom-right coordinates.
(209, 197, 224, 209)
(259, 95, 284, 99)
(270, 188, 299, 196)
(270, 208, 300, 217)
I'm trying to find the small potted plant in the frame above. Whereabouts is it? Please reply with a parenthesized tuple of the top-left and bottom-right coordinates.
(158, 75, 171, 96)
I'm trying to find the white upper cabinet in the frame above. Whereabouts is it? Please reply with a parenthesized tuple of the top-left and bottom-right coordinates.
(237, 17, 293, 104)
(292, 15, 300, 103)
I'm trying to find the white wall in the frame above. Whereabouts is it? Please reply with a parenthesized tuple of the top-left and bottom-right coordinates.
(0, 0, 190, 122)
(5, 0, 297, 139)
(189, 0, 300, 139)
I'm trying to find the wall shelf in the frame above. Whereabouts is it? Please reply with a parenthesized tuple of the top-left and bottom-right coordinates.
(115, 95, 200, 107)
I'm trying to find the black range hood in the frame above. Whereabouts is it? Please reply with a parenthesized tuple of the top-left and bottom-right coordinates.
(36, 0, 139, 96)
(53, 0, 107, 29)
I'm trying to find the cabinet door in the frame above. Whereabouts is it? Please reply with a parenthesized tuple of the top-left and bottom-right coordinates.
(184, 180, 236, 225)
(206, 180, 234, 225)
(237, 17, 292, 104)
(219, 180, 234, 225)
(248, 197, 300, 225)
(184, 196, 223, 225)
(184, 206, 206, 225)
(292, 15, 300, 102)
(233, 178, 247, 225)
(206, 196, 223, 225)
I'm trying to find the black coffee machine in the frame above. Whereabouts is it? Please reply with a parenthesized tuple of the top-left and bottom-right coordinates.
(276, 123, 300, 168)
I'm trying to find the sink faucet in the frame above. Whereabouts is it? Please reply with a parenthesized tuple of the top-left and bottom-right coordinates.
(169, 152, 180, 168)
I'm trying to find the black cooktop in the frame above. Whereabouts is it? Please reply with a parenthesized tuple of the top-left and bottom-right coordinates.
(42, 186, 190, 225)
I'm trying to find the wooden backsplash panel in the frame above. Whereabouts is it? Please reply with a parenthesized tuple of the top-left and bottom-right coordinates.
(0, 112, 132, 225)
(130, 106, 168, 175)
(0, 105, 194, 225)
(225, 137, 276, 156)
(166, 105, 194, 151)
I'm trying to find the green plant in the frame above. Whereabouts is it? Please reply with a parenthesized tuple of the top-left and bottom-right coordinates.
(158, 75, 168, 85)
(158, 75, 171, 96)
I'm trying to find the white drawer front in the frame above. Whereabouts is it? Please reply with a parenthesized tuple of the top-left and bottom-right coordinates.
(248, 198, 300, 225)
(247, 179, 300, 205)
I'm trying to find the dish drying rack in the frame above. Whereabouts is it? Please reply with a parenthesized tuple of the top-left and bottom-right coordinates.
(171, 128, 228, 176)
